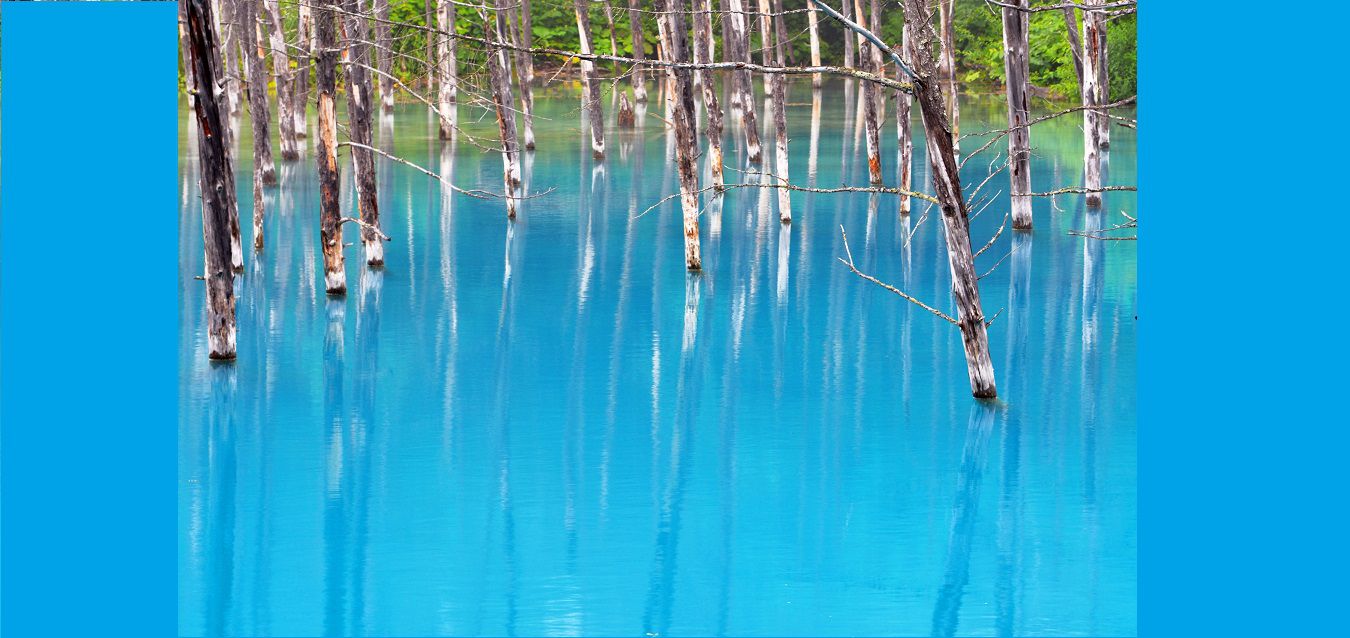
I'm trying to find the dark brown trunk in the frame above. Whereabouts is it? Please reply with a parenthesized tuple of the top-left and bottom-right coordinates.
(618, 92, 636, 127)
(315, 0, 347, 294)
(187, 0, 238, 359)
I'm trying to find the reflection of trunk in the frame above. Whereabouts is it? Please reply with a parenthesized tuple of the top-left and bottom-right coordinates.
(511, 0, 537, 150)
(436, 0, 458, 140)
(931, 403, 997, 637)
(627, 0, 648, 102)
(315, 0, 346, 294)
(759, 0, 790, 221)
(374, 0, 395, 112)
(574, 0, 607, 159)
(485, 0, 522, 218)
(727, 0, 762, 163)
(657, 0, 703, 270)
(342, 0, 385, 265)
(900, 0, 998, 397)
(1001, 0, 1033, 228)
(695, 0, 724, 189)
(1081, 0, 1104, 206)
(187, 0, 238, 359)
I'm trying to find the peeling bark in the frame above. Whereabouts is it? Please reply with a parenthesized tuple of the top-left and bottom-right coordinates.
(727, 0, 762, 163)
(896, 18, 913, 215)
(187, 0, 238, 359)
(263, 0, 299, 161)
(618, 92, 636, 127)
(573, 0, 607, 159)
(1001, 0, 1032, 228)
(859, 0, 883, 185)
(374, 0, 396, 112)
(656, 0, 703, 270)
(294, 2, 312, 138)
(241, 0, 276, 189)
(342, 0, 385, 265)
(1081, 0, 1104, 207)
(436, 0, 458, 140)
(315, 0, 347, 294)
(694, 0, 725, 190)
(760, 0, 790, 221)
(485, 0, 523, 218)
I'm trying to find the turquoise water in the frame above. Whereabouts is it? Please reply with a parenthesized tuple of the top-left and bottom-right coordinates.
(179, 78, 1136, 636)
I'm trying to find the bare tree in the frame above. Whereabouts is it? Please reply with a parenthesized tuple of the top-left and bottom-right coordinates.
(857, 0, 883, 185)
(342, 0, 385, 265)
(374, 0, 396, 113)
(896, 17, 914, 215)
(1081, 0, 1104, 206)
(509, 0, 538, 150)
(938, 0, 959, 153)
(726, 0, 763, 163)
(187, 0, 238, 359)
(262, 0, 299, 160)
(573, 0, 607, 159)
(627, 0, 649, 102)
(484, 0, 523, 217)
(807, 2, 822, 87)
(294, 0, 313, 138)
(241, 0, 276, 189)
(694, 0, 725, 189)
(436, 0, 458, 140)
(760, 0, 791, 221)
(315, 0, 347, 294)
(1001, 0, 1032, 228)
(656, 0, 703, 269)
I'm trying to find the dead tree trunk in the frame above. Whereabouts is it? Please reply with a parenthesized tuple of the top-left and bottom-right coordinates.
(374, 0, 396, 112)
(219, 0, 243, 118)
(342, 0, 385, 265)
(807, 3, 822, 87)
(187, 0, 238, 359)
(601, 0, 620, 71)
(859, 0, 883, 184)
(1081, 0, 1104, 207)
(760, 0, 790, 221)
(694, 0, 725, 189)
(573, 0, 607, 159)
(509, 0, 537, 150)
(1092, 4, 1110, 149)
(179, 1, 197, 107)
(727, 0, 763, 163)
(938, 0, 959, 153)
(773, 0, 792, 65)
(294, 2, 312, 138)
(896, 19, 913, 215)
(841, 0, 856, 68)
(484, 0, 522, 218)
(909, 0, 996, 397)
(656, 0, 703, 270)
(242, 0, 276, 190)
(263, 0, 299, 161)
(1001, 0, 1032, 228)
(627, 0, 648, 102)
(436, 0, 458, 140)
(315, 0, 347, 294)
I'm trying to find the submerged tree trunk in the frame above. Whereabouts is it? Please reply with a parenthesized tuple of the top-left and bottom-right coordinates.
(1092, 4, 1110, 149)
(342, 0, 385, 265)
(219, 0, 243, 118)
(1081, 0, 1104, 207)
(315, 0, 347, 294)
(263, 0, 299, 161)
(294, 2, 312, 138)
(841, 0, 856, 68)
(573, 0, 607, 159)
(907, 0, 996, 398)
(694, 0, 725, 190)
(1001, 0, 1032, 228)
(485, 0, 522, 218)
(656, 0, 702, 270)
(509, 0, 537, 150)
(896, 19, 914, 215)
(242, 0, 276, 190)
(807, 3, 822, 87)
(938, 0, 959, 153)
(436, 0, 458, 140)
(187, 0, 238, 359)
(727, 0, 763, 163)
(627, 0, 648, 102)
(760, 0, 790, 221)
(374, 0, 396, 113)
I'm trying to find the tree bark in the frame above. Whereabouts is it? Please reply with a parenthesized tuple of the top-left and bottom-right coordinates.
(179, 0, 197, 107)
(841, 0, 856, 68)
(938, 0, 959, 153)
(242, 0, 276, 190)
(315, 0, 347, 294)
(342, 0, 385, 265)
(369, 0, 395, 113)
(859, 0, 883, 184)
(187, 0, 238, 359)
(627, 0, 648, 102)
(656, 0, 703, 270)
(574, 0, 607, 159)
(1081, 0, 1104, 206)
(807, 3, 822, 88)
(907, 1, 996, 398)
(1001, 0, 1032, 228)
(508, 0, 537, 150)
(896, 16, 913, 215)
(485, 0, 523, 218)
(760, 0, 790, 221)
(1091, 4, 1110, 149)
(727, 0, 763, 163)
(294, 1, 312, 138)
(436, 0, 458, 140)
(262, 0, 299, 161)
(694, 0, 725, 190)
(218, 0, 243, 118)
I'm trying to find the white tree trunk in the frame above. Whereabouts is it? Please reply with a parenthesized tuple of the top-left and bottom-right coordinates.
(436, 0, 458, 140)
(1081, 0, 1104, 207)
(1001, 0, 1032, 228)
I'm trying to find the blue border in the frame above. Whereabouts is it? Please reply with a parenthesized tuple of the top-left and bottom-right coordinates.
(1, 2, 177, 635)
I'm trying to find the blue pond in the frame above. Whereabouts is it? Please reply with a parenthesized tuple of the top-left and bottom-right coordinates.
(179, 78, 1136, 636)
